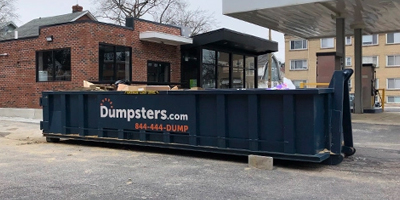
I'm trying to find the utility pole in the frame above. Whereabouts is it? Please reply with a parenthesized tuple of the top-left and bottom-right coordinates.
(268, 28, 272, 88)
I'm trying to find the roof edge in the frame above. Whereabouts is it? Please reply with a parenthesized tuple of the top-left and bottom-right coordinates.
(71, 11, 97, 22)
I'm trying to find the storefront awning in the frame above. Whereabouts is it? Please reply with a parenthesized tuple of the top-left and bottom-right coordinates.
(140, 31, 193, 46)
(223, 0, 400, 39)
(188, 28, 278, 55)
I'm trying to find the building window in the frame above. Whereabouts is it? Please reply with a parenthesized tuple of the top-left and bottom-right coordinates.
(36, 48, 71, 82)
(147, 61, 170, 83)
(290, 39, 307, 50)
(346, 57, 352, 66)
(387, 78, 400, 90)
(363, 56, 379, 67)
(387, 33, 400, 44)
(292, 80, 307, 88)
(202, 49, 216, 88)
(245, 56, 255, 89)
(348, 79, 352, 88)
(345, 36, 352, 45)
(321, 38, 334, 48)
(290, 59, 308, 70)
(387, 55, 400, 67)
(99, 44, 132, 82)
(375, 79, 379, 89)
(232, 54, 244, 88)
(218, 52, 230, 88)
(387, 96, 400, 103)
(362, 34, 378, 46)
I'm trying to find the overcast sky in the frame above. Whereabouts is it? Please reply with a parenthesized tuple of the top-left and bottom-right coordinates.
(15, 0, 285, 61)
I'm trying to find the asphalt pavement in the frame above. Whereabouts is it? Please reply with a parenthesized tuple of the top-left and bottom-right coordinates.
(0, 117, 399, 199)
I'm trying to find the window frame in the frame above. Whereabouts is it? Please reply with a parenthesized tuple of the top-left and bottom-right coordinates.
(98, 43, 132, 82)
(386, 55, 400, 67)
(387, 78, 400, 90)
(320, 38, 335, 49)
(289, 39, 308, 50)
(387, 96, 400, 103)
(345, 36, 352, 45)
(36, 47, 72, 82)
(362, 34, 379, 46)
(386, 32, 400, 44)
(147, 60, 171, 84)
(362, 56, 379, 68)
(290, 59, 308, 71)
(346, 57, 352, 66)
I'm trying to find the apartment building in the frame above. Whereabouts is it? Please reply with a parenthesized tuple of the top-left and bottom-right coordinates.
(285, 33, 400, 104)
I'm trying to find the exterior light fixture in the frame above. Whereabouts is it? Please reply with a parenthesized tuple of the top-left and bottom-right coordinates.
(0, 53, 8, 56)
(46, 36, 53, 42)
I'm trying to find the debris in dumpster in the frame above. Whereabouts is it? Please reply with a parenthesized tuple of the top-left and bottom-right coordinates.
(83, 80, 95, 88)
(171, 86, 180, 90)
(70, 80, 115, 91)
(190, 87, 204, 90)
(117, 84, 170, 91)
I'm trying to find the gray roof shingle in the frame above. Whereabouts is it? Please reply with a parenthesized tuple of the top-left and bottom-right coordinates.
(1, 11, 95, 40)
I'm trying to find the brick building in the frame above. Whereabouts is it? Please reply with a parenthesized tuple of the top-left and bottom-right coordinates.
(0, 5, 185, 108)
(285, 34, 400, 104)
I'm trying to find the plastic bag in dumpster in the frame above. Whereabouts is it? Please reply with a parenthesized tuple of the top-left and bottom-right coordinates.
(265, 78, 296, 90)
(117, 84, 170, 91)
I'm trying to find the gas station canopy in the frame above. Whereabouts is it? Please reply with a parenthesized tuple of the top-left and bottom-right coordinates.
(223, 0, 400, 114)
(223, 0, 400, 39)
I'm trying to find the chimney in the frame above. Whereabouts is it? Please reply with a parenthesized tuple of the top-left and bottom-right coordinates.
(72, 4, 83, 13)
(126, 17, 134, 28)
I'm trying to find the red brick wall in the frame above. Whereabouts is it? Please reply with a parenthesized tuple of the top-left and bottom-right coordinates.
(0, 19, 181, 108)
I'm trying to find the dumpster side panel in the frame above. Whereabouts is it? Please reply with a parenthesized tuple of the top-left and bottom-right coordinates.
(49, 95, 62, 134)
(294, 94, 328, 154)
(226, 95, 249, 150)
(258, 95, 284, 152)
(42, 85, 348, 164)
(87, 94, 101, 136)
(314, 94, 327, 152)
(66, 94, 80, 135)
(295, 94, 316, 155)
(197, 95, 218, 147)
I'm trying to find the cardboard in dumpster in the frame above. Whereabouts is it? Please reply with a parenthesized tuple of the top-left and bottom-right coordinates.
(190, 87, 204, 91)
(117, 84, 170, 91)
(171, 86, 180, 90)
(83, 80, 95, 88)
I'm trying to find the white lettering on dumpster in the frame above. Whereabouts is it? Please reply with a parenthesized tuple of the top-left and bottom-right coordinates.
(99, 98, 188, 122)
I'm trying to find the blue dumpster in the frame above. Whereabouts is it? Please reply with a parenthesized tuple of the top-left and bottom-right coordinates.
(40, 69, 355, 165)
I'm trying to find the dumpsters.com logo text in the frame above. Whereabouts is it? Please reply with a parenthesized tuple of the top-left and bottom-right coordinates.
(99, 98, 189, 122)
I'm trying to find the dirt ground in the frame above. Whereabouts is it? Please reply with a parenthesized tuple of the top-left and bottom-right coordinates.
(0, 117, 399, 199)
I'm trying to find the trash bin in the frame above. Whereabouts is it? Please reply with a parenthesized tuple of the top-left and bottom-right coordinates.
(40, 69, 355, 165)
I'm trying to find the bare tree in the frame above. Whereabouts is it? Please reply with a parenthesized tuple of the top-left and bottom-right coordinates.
(153, 1, 217, 36)
(0, 0, 17, 24)
(92, 0, 217, 36)
(92, 0, 163, 25)
(0, 0, 17, 39)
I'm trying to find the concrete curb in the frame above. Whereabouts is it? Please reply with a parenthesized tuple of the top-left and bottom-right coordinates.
(0, 108, 42, 120)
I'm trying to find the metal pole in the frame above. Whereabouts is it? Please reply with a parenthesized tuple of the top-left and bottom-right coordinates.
(268, 28, 272, 88)
(336, 18, 345, 71)
(354, 28, 363, 114)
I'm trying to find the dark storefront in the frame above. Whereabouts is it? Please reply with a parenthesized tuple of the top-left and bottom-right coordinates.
(181, 28, 278, 89)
